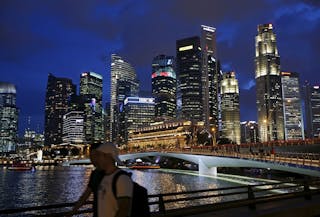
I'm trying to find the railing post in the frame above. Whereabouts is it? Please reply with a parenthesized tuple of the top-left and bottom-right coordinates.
(247, 185, 256, 210)
(158, 194, 166, 214)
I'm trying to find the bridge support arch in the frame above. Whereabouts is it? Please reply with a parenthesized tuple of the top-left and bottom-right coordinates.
(199, 159, 217, 176)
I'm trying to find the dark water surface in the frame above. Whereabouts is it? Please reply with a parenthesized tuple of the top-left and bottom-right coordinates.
(0, 166, 272, 211)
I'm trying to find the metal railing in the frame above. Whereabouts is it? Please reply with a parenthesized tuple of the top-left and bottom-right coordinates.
(156, 148, 320, 169)
(1, 179, 320, 217)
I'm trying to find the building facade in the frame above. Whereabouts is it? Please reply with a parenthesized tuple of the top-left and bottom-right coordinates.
(127, 120, 199, 149)
(255, 24, 284, 142)
(304, 82, 320, 138)
(110, 54, 139, 142)
(152, 55, 176, 120)
(201, 25, 220, 130)
(240, 121, 259, 144)
(80, 72, 104, 143)
(62, 111, 85, 144)
(124, 97, 155, 142)
(281, 72, 304, 140)
(220, 72, 241, 144)
(176, 37, 203, 122)
(44, 74, 76, 146)
(0, 82, 18, 153)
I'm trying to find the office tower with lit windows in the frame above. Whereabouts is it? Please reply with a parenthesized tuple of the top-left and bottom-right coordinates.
(124, 97, 155, 141)
(80, 72, 104, 143)
(281, 72, 304, 140)
(255, 24, 284, 142)
(62, 94, 86, 145)
(220, 72, 240, 144)
(62, 111, 85, 144)
(0, 82, 18, 153)
(152, 55, 176, 120)
(110, 54, 139, 143)
(241, 121, 259, 144)
(201, 25, 220, 130)
(304, 82, 320, 138)
(104, 102, 111, 142)
(44, 74, 76, 145)
(176, 37, 203, 122)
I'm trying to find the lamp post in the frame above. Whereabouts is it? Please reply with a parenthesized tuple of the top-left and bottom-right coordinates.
(211, 127, 216, 146)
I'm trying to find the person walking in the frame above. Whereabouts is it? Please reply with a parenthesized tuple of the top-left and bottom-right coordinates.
(95, 142, 133, 217)
(67, 143, 105, 217)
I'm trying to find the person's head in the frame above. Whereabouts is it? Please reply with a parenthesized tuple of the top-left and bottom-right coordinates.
(89, 142, 103, 167)
(95, 142, 122, 171)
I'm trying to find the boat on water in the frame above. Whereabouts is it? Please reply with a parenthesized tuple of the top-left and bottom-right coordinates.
(129, 164, 160, 169)
(128, 159, 160, 169)
(8, 162, 35, 171)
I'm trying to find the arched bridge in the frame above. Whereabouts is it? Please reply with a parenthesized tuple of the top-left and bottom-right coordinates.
(63, 149, 320, 177)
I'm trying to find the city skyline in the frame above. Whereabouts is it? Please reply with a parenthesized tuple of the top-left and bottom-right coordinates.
(1, 0, 320, 134)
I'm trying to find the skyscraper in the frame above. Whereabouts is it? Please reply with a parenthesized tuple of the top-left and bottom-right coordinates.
(241, 121, 259, 144)
(110, 54, 139, 142)
(281, 72, 304, 140)
(220, 72, 240, 144)
(201, 25, 220, 130)
(152, 55, 176, 120)
(176, 36, 203, 122)
(62, 94, 86, 145)
(255, 24, 284, 142)
(80, 72, 104, 143)
(62, 111, 85, 144)
(304, 82, 320, 138)
(44, 73, 76, 146)
(124, 97, 155, 141)
(0, 82, 18, 153)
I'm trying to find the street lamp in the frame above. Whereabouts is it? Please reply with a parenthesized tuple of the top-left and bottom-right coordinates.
(211, 127, 216, 146)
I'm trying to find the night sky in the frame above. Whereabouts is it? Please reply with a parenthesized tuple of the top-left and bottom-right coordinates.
(1, 0, 319, 135)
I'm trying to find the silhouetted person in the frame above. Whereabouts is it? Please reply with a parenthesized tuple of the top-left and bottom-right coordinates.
(96, 142, 133, 217)
(67, 143, 105, 217)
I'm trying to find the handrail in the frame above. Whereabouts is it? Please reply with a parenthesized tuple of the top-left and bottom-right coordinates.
(1, 179, 319, 216)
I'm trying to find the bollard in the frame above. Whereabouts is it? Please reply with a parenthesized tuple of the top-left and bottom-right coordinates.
(247, 185, 256, 210)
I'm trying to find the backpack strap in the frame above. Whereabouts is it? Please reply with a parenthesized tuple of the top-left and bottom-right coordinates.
(112, 170, 132, 198)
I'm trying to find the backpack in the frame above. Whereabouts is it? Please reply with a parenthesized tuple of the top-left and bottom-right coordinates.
(112, 170, 151, 217)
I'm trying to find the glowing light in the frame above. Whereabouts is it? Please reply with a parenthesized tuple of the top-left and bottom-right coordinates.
(179, 45, 193, 51)
(201, 25, 216, 33)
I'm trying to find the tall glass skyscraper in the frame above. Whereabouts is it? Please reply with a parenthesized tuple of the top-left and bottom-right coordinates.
(281, 72, 304, 140)
(176, 37, 203, 122)
(110, 54, 139, 143)
(220, 72, 240, 144)
(80, 72, 104, 143)
(304, 82, 320, 138)
(255, 24, 284, 142)
(201, 25, 220, 130)
(0, 82, 18, 153)
(152, 55, 176, 120)
(44, 74, 76, 145)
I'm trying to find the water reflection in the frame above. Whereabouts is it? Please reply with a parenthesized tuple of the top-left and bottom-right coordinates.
(0, 166, 275, 213)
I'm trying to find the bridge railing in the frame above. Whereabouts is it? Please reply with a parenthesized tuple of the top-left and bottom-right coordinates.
(1, 179, 320, 217)
(155, 148, 320, 168)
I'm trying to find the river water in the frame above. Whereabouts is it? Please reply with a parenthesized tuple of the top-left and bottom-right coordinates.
(0, 166, 276, 214)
